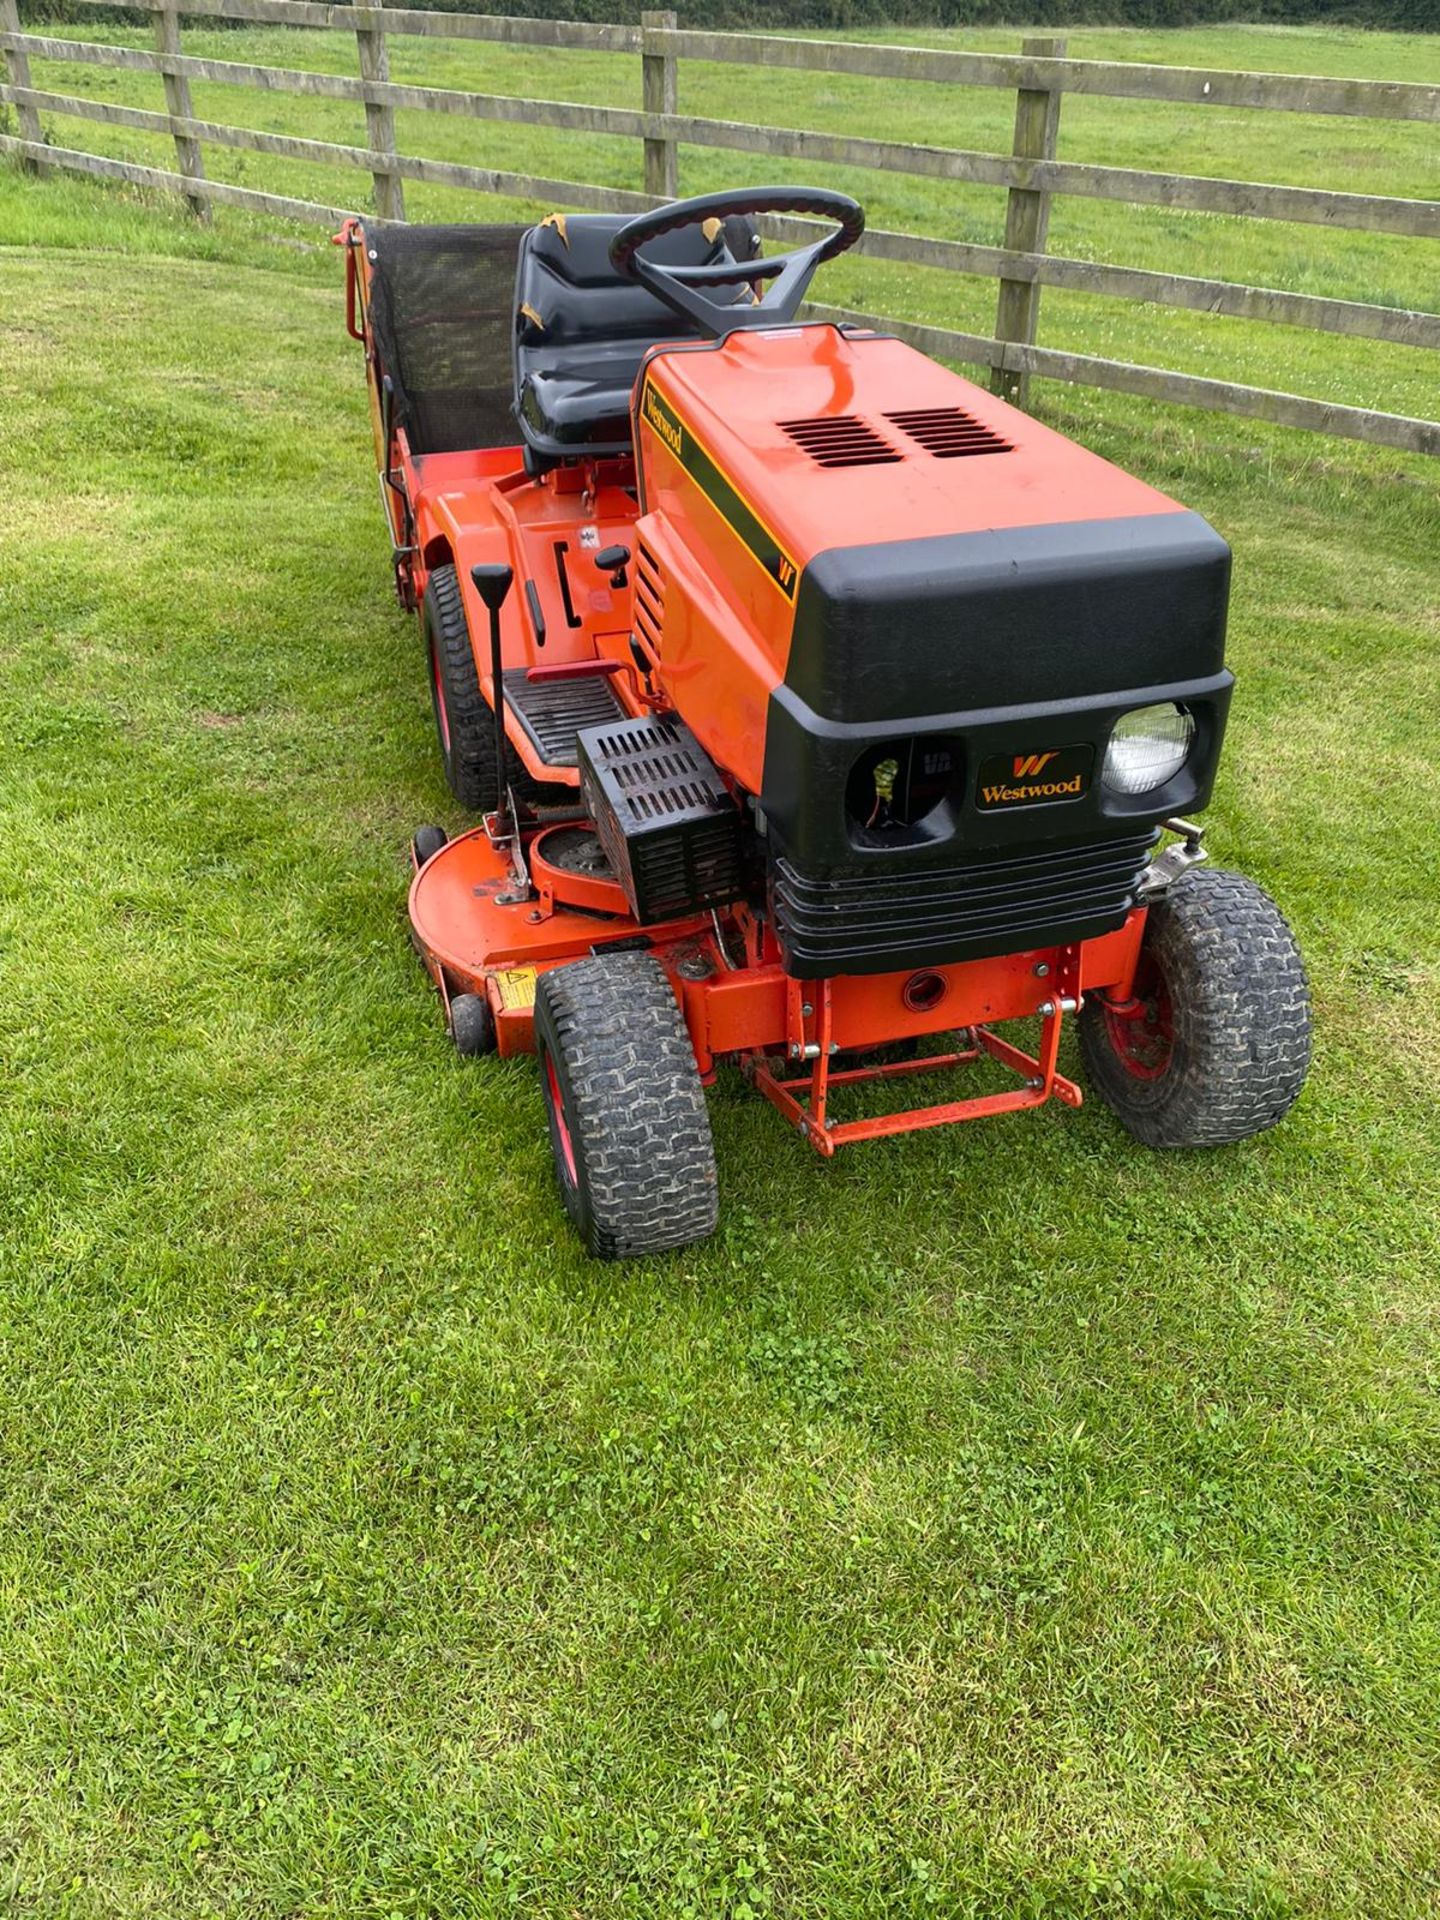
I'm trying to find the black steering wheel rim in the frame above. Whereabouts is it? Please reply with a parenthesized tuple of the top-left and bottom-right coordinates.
(609, 186, 864, 338)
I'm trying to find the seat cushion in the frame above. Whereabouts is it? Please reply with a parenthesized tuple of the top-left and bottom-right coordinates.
(516, 342, 656, 450)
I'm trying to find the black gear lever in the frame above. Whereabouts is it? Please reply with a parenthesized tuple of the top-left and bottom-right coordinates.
(470, 563, 514, 834)
(594, 544, 630, 589)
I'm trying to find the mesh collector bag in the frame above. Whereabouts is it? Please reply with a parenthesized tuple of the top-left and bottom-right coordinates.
(365, 223, 526, 455)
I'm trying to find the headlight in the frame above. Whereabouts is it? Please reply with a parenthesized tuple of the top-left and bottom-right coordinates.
(1103, 703, 1194, 795)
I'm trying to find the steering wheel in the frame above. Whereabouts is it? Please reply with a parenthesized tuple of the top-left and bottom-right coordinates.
(609, 187, 864, 338)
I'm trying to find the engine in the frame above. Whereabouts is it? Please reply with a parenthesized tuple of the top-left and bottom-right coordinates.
(629, 322, 1232, 976)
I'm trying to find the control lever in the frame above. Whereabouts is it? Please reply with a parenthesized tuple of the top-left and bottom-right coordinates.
(470, 563, 515, 835)
(594, 544, 631, 589)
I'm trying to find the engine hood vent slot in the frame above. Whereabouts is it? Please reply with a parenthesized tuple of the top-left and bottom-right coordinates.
(884, 407, 1012, 458)
(780, 414, 900, 468)
(634, 539, 664, 664)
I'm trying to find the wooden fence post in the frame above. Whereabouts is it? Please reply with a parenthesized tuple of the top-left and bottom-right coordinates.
(990, 35, 1065, 409)
(353, 5, 404, 222)
(0, 0, 46, 175)
(154, 0, 208, 221)
(641, 9, 678, 201)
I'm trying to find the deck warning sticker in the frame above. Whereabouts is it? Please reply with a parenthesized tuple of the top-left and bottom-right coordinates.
(493, 967, 538, 1010)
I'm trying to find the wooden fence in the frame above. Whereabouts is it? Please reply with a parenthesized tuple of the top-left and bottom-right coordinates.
(2, 0, 1437, 455)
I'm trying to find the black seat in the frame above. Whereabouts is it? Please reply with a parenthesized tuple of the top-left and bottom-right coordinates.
(513, 212, 756, 464)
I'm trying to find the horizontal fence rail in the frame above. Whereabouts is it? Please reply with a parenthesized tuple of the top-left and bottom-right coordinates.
(35, 0, 1440, 120)
(7, 38, 1437, 240)
(654, 25, 1440, 121)
(1, 0, 1436, 455)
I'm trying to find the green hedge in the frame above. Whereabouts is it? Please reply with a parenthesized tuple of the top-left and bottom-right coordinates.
(19, 0, 1439, 29)
(398, 1, 1438, 23)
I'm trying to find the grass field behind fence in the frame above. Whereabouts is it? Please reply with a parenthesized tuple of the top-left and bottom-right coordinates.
(6, 20, 1440, 420)
(2, 21, 1440, 1918)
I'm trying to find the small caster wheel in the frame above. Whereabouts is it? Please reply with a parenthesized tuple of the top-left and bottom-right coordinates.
(412, 824, 448, 868)
(449, 991, 495, 1058)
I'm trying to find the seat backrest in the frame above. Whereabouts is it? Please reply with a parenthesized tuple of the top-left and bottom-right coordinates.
(513, 212, 758, 462)
(365, 222, 527, 456)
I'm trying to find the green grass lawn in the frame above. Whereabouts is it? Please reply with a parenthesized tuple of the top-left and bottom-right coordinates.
(2, 23, 1440, 1914)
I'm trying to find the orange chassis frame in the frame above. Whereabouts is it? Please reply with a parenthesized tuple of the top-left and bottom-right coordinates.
(409, 818, 1149, 1159)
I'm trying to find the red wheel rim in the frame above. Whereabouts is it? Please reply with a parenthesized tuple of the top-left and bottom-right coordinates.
(1102, 950, 1174, 1080)
(430, 638, 451, 754)
(544, 1049, 577, 1187)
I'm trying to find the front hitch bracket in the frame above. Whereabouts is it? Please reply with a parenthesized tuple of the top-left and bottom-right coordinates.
(1138, 817, 1208, 897)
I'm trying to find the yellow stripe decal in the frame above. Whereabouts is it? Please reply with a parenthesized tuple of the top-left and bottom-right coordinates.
(640, 378, 799, 602)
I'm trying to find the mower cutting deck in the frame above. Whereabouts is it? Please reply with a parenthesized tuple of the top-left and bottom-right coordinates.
(342, 187, 1312, 1258)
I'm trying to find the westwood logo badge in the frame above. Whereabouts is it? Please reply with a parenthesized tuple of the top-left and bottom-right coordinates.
(1013, 751, 1058, 778)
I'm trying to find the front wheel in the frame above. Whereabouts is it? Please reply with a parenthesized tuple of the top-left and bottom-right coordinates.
(533, 954, 718, 1259)
(1079, 867, 1311, 1149)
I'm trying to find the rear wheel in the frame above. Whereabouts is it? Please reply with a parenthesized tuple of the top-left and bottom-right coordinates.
(423, 564, 560, 811)
(533, 954, 718, 1259)
(1080, 867, 1311, 1149)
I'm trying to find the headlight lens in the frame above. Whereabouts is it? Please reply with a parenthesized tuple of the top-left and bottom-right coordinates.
(1103, 703, 1194, 795)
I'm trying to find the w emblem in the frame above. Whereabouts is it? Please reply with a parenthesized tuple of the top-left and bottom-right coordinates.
(1013, 751, 1058, 778)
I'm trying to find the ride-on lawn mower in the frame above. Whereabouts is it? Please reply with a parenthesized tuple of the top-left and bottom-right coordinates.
(340, 187, 1312, 1258)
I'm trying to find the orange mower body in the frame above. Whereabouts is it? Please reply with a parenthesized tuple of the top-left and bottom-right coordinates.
(341, 191, 1311, 1256)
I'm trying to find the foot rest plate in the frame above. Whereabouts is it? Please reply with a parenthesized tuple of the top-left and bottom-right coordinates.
(502, 667, 628, 769)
